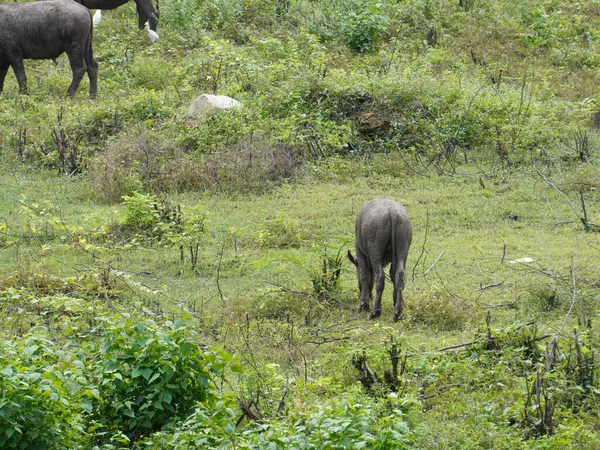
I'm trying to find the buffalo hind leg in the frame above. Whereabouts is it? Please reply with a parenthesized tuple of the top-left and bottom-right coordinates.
(358, 263, 373, 313)
(11, 58, 28, 94)
(86, 57, 98, 99)
(370, 264, 385, 319)
(65, 47, 87, 97)
(0, 64, 9, 94)
(392, 263, 406, 322)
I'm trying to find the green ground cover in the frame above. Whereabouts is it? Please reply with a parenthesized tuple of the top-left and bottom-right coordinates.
(1, 0, 599, 448)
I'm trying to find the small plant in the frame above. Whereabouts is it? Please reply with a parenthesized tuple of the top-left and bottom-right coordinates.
(311, 246, 343, 297)
(339, 3, 387, 53)
(116, 192, 205, 246)
(121, 192, 161, 230)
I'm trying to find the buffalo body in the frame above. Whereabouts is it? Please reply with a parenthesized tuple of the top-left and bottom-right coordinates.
(0, 1, 98, 98)
(348, 197, 412, 322)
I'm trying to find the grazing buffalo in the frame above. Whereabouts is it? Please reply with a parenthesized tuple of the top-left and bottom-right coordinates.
(75, 0, 159, 31)
(0, 1, 98, 98)
(347, 198, 412, 322)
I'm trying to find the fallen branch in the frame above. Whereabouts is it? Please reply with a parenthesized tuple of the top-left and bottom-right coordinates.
(481, 302, 516, 309)
(424, 250, 445, 276)
(478, 282, 503, 291)
(306, 336, 351, 346)
(411, 208, 429, 280)
(434, 340, 479, 352)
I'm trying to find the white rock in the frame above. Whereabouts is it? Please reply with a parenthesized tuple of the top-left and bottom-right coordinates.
(508, 257, 534, 264)
(188, 94, 242, 119)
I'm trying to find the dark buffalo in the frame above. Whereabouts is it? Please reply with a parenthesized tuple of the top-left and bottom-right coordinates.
(0, 1, 98, 98)
(76, 0, 159, 31)
(347, 198, 412, 322)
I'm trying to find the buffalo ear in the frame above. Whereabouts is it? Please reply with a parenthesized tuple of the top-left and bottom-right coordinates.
(347, 250, 358, 267)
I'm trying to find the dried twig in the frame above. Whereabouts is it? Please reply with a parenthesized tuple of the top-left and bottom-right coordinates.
(424, 250, 445, 276)
(276, 376, 289, 415)
(411, 208, 429, 280)
(478, 282, 503, 291)
(216, 241, 225, 301)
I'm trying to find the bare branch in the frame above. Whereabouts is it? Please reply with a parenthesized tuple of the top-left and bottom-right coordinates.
(424, 250, 445, 276)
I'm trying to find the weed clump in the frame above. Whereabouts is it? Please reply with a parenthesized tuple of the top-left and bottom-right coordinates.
(256, 214, 306, 249)
(407, 291, 471, 331)
(89, 130, 203, 203)
(200, 136, 302, 194)
(528, 285, 563, 312)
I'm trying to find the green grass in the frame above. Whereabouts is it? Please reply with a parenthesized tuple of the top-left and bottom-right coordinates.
(1, 0, 600, 447)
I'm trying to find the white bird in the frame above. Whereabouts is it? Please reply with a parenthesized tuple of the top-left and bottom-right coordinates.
(93, 10, 101, 28)
(144, 21, 159, 44)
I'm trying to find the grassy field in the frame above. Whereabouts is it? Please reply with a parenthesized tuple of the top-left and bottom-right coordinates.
(1, 0, 600, 448)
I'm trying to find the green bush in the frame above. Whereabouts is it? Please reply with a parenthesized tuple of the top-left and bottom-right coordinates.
(339, 3, 388, 52)
(0, 335, 88, 449)
(89, 319, 238, 443)
(144, 396, 414, 449)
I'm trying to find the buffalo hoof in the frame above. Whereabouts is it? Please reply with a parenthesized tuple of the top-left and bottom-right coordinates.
(358, 303, 369, 313)
(369, 309, 381, 319)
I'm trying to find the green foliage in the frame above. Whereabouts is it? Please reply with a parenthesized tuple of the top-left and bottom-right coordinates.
(89, 318, 235, 443)
(0, 334, 88, 449)
(115, 192, 205, 247)
(407, 289, 471, 331)
(522, 5, 560, 48)
(122, 192, 161, 230)
(249, 398, 413, 449)
(256, 213, 306, 249)
(141, 400, 241, 448)
(2, 0, 600, 448)
(144, 396, 413, 449)
(311, 246, 344, 296)
(339, 3, 388, 52)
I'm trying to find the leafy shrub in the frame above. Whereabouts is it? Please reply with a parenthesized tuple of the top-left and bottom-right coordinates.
(339, 3, 388, 52)
(0, 334, 88, 449)
(144, 396, 413, 449)
(111, 192, 205, 248)
(288, 0, 357, 42)
(141, 400, 241, 448)
(522, 5, 560, 48)
(121, 192, 162, 230)
(89, 319, 238, 443)
(89, 130, 203, 203)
